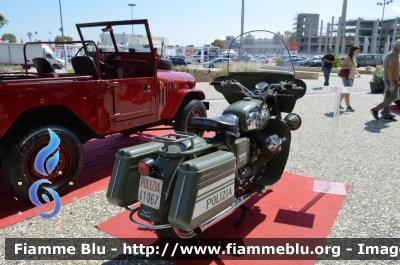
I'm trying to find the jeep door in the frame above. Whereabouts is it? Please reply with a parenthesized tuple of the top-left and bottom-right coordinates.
(102, 22, 156, 127)
(112, 77, 155, 121)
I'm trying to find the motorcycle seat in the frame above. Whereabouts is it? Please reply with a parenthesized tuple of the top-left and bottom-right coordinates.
(188, 114, 240, 137)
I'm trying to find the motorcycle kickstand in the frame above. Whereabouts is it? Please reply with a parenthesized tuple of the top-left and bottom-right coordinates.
(236, 205, 252, 226)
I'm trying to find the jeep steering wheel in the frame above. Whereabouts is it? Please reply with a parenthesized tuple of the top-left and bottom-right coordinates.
(75, 43, 96, 57)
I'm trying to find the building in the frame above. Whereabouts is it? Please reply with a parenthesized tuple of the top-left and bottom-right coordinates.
(100, 33, 169, 48)
(292, 13, 321, 54)
(346, 17, 400, 54)
(292, 0, 400, 55)
(222, 36, 236, 50)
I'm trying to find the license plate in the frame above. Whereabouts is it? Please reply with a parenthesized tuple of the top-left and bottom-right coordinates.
(138, 175, 163, 210)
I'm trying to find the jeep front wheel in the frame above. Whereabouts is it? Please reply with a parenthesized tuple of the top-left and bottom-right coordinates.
(174, 99, 207, 135)
(1, 125, 84, 199)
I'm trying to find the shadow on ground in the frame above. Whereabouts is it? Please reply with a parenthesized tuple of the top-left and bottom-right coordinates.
(364, 120, 390, 133)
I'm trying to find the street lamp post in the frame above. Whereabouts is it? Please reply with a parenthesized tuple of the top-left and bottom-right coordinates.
(239, 0, 245, 60)
(128, 4, 136, 45)
(377, 0, 393, 54)
(58, 0, 67, 69)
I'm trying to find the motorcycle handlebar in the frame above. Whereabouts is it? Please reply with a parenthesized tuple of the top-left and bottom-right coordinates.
(281, 83, 304, 90)
(209, 81, 222, 86)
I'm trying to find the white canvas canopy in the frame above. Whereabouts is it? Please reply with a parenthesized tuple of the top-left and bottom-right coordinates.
(222, 49, 237, 54)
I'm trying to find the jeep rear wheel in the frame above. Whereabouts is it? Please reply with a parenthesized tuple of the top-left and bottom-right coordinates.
(174, 99, 207, 135)
(1, 125, 84, 199)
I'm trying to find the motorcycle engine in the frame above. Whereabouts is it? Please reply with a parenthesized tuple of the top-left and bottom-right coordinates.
(257, 134, 282, 161)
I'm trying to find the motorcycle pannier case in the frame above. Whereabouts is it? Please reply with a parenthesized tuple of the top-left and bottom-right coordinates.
(168, 150, 236, 231)
(106, 142, 163, 207)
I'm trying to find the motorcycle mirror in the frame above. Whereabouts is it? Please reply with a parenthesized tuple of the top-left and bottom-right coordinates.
(284, 113, 302, 131)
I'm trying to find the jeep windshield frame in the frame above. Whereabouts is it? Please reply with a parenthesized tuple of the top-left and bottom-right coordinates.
(75, 19, 155, 55)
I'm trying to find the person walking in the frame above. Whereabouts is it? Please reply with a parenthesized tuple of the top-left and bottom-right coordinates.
(322, 49, 335, 86)
(370, 40, 400, 122)
(339, 45, 361, 112)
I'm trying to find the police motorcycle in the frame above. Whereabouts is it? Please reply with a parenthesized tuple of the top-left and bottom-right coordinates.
(106, 30, 306, 244)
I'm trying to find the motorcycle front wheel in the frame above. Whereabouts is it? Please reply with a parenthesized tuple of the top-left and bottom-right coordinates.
(154, 214, 205, 245)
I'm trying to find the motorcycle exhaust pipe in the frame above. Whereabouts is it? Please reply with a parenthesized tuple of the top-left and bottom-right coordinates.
(196, 192, 256, 234)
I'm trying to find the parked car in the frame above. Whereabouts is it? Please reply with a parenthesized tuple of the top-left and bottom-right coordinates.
(203, 58, 230, 68)
(169, 56, 187, 66)
(338, 57, 345, 66)
(299, 57, 310, 66)
(250, 55, 269, 64)
(309, 56, 323, 67)
(355, 54, 383, 67)
(287, 58, 306, 67)
(269, 56, 278, 63)
(223, 54, 238, 61)
(191, 55, 200, 62)
(279, 55, 297, 60)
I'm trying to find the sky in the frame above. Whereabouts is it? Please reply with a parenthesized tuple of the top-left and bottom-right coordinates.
(2, 0, 400, 47)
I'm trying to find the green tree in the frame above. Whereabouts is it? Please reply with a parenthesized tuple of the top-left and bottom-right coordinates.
(211, 39, 224, 49)
(1, 33, 16, 43)
(244, 33, 254, 45)
(276, 57, 285, 66)
(0, 13, 8, 29)
(332, 52, 341, 68)
(273, 31, 285, 44)
(27, 32, 33, 42)
(54, 35, 73, 42)
(287, 34, 296, 43)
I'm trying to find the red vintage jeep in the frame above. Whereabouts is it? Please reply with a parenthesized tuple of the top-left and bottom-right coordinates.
(0, 19, 208, 198)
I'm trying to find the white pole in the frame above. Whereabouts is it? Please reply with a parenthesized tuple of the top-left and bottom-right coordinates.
(58, 0, 67, 69)
(239, 0, 244, 60)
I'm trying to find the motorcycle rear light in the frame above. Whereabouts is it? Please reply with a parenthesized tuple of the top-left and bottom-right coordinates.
(138, 158, 157, 176)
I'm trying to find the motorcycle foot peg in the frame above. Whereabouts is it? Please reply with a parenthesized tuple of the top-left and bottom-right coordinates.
(249, 181, 266, 192)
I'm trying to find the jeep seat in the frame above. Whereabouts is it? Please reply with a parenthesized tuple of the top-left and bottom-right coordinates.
(32, 58, 58, 77)
(71, 56, 98, 79)
(188, 114, 240, 137)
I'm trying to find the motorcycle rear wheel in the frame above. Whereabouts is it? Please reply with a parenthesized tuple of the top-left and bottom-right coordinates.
(154, 214, 205, 245)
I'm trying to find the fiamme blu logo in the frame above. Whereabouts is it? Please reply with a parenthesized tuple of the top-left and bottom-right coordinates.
(28, 128, 62, 219)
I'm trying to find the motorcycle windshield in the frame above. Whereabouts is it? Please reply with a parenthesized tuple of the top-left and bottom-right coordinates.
(226, 30, 295, 75)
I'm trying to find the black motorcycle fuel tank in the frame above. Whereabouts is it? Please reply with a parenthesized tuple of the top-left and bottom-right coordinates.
(222, 98, 269, 133)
